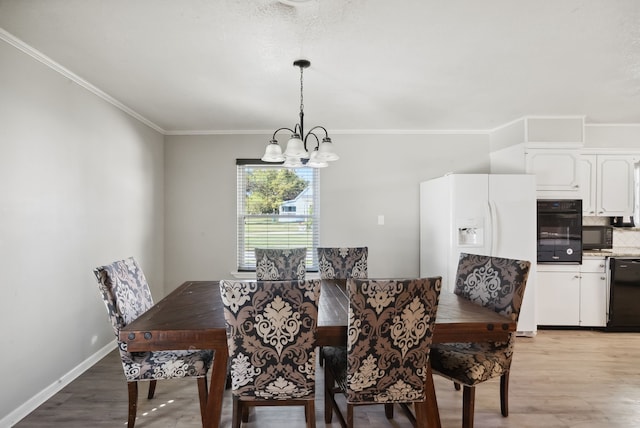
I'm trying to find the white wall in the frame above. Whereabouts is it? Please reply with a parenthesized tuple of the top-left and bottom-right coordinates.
(0, 40, 164, 425)
(164, 132, 491, 289)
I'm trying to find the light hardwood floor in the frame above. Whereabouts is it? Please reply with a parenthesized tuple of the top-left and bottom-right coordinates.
(14, 330, 640, 428)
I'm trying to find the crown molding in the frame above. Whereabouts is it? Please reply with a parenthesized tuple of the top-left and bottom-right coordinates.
(165, 128, 492, 136)
(0, 27, 166, 134)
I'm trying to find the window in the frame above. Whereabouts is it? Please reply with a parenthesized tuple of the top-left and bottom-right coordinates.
(236, 159, 319, 271)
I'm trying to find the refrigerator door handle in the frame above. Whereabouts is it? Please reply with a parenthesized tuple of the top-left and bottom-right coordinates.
(487, 199, 497, 256)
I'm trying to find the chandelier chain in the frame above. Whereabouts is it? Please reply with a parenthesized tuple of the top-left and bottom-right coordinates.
(299, 66, 304, 115)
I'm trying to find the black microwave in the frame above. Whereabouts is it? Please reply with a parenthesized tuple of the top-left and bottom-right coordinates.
(582, 225, 613, 250)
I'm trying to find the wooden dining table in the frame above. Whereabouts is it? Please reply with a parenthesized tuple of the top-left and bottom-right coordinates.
(120, 279, 516, 428)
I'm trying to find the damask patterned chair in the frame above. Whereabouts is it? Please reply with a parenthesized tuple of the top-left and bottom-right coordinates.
(428, 253, 531, 428)
(323, 277, 442, 428)
(219, 279, 321, 428)
(317, 247, 368, 279)
(255, 247, 306, 280)
(93, 257, 214, 428)
(316, 247, 368, 367)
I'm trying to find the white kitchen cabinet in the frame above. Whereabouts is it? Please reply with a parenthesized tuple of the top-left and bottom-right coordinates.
(579, 154, 597, 215)
(579, 258, 607, 327)
(537, 258, 608, 327)
(525, 148, 581, 198)
(579, 153, 638, 217)
(597, 155, 636, 217)
(537, 265, 580, 326)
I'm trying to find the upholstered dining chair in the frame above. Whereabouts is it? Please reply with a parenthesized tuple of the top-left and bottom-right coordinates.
(317, 247, 368, 279)
(428, 253, 531, 428)
(219, 279, 322, 428)
(323, 277, 442, 428)
(255, 247, 306, 280)
(316, 247, 368, 367)
(93, 257, 214, 428)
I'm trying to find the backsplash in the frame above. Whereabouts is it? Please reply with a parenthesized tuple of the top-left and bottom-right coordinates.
(583, 216, 640, 248)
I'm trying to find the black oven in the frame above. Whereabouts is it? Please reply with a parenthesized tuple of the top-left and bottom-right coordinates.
(537, 199, 582, 263)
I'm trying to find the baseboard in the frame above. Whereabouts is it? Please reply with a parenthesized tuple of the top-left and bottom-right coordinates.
(1, 340, 117, 428)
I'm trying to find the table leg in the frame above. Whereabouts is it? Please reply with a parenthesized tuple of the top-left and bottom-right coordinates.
(205, 347, 228, 428)
(424, 363, 442, 428)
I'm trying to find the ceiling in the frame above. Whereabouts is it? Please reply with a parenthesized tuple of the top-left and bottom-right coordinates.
(1, 0, 639, 134)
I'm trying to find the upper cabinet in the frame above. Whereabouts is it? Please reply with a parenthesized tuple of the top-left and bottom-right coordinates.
(580, 153, 639, 217)
(490, 118, 640, 210)
(579, 154, 597, 215)
(525, 148, 582, 198)
(521, 117, 585, 198)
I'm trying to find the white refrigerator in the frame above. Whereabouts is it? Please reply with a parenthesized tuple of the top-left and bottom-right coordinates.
(419, 174, 537, 336)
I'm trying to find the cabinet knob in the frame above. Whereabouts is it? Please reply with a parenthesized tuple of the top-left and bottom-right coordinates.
(601, 276, 606, 280)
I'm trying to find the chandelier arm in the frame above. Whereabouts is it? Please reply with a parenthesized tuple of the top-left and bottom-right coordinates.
(271, 127, 296, 140)
(305, 126, 329, 138)
(304, 132, 321, 151)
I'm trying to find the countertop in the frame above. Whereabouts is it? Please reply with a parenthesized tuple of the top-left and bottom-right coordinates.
(583, 248, 640, 258)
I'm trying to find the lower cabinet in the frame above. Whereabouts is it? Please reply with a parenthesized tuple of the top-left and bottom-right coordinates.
(537, 267, 581, 326)
(537, 258, 607, 327)
(579, 259, 608, 327)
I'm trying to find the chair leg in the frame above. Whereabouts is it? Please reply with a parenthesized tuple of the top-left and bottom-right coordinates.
(127, 381, 138, 428)
(347, 404, 354, 428)
(462, 385, 476, 428)
(500, 372, 509, 417)
(147, 380, 157, 399)
(306, 401, 316, 428)
(384, 403, 394, 419)
(232, 396, 242, 428)
(197, 376, 208, 425)
(324, 368, 334, 424)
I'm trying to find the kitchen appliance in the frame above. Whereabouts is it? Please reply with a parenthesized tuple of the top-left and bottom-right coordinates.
(537, 199, 582, 263)
(608, 257, 640, 331)
(582, 225, 614, 250)
(419, 174, 537, 335)
(610, 216, 635, 228)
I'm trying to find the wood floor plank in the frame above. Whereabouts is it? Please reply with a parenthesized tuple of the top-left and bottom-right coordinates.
(14, 330, 640, 427)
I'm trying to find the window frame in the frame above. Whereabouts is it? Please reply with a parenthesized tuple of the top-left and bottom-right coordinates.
(236, 159, 320, 271)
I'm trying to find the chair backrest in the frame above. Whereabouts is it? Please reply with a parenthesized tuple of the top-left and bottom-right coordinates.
(454, 253, 531, 321)
(345, 277, 441, 403)
(219, 279, 321, 399)
(255, 248, 306, 280)
(93, 257, 154, 358)
(317, 247, 368, 279)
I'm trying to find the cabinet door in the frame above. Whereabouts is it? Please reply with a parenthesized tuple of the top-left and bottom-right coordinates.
(596, 155, 635, 217)
(579, 272, 608, 327)
(525, 149, 581, 196)
(580, 259, 607, 327)
(537, 270, 580, 326)
(579, 154, 597, 216)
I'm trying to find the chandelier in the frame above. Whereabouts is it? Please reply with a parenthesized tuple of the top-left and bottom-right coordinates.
(261, 59, 339, 168)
